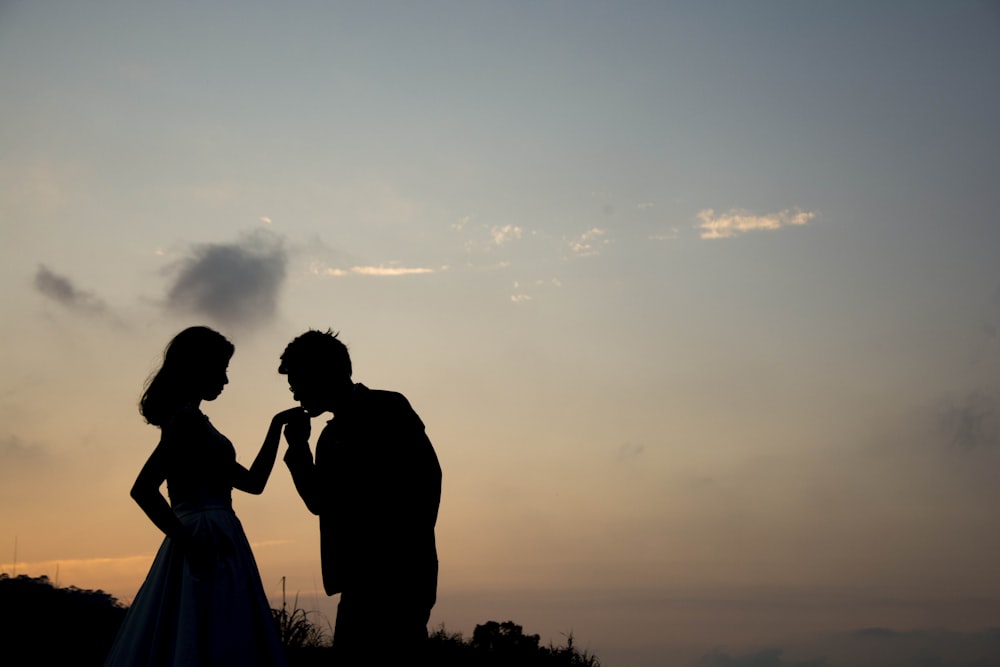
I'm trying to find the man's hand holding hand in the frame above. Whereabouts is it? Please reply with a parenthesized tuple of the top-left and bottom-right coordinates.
(274, 406, 311, 449)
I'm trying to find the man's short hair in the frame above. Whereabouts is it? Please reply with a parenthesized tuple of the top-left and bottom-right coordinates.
(279, 329, 352, 379)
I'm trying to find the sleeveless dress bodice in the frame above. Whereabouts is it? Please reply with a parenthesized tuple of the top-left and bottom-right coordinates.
(162, 407, 234, 509)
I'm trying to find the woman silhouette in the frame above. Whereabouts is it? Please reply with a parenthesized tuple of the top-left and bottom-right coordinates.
(105, 326, 297, 666)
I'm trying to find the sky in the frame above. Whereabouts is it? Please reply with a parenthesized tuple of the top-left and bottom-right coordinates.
(2, 2, 999, 665)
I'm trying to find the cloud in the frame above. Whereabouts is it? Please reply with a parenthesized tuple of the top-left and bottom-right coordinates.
(650, 227, 680, 241)
(697, 208, 816, 239)
(697, 648, 829, 667)
(491, 224, 523, 245)
(852, 627, 901, 638)
(452, 215, 472, 232)
(33, 265, 108, 316)
(940, 391, 999, 449)
(319, 265, 435, 277)
(351, 265, 434, 276)
(1, 435, 44, 464)
(694, 628, 1000, 667)
(616, 442, 645, 463)
(508, 277, 561, 303)
(0, 435, 47, 483)
(165, 229, 286, 330)
(569, 227, 609, 257)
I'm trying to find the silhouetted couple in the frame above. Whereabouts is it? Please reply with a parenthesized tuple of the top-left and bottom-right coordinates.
(105, 327, 442, 667)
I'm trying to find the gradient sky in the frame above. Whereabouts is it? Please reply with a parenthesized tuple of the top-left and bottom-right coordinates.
(2, 2, 999, 665)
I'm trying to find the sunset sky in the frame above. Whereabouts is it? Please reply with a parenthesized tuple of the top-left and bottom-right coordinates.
(2, 2, 999, 665)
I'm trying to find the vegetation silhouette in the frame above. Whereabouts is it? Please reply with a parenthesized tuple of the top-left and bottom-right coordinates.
(431, 620, 602, 667)
(0, 573, 602, 666)
(271, 576, 331, 652)
(0, 573, 126, 666)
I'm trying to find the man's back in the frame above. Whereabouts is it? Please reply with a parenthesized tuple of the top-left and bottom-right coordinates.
(314, 384, 440, 603)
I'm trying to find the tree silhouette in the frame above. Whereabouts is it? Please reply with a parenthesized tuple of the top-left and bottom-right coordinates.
(0, 573, 127, 667)
(424, 619, 600, 667)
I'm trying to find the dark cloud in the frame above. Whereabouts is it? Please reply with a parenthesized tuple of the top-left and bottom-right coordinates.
(34, 265, 108, 316)
(165, 230, 287, 331)
(0, 435, 46, 484)
(852, 627, 900, 639)
(615, 441, 645, 463)
(0, 434, 44, 463)
(697, 648, 830, 667)
(698, 628, 1000, 667)
(940, 391, 999, 449)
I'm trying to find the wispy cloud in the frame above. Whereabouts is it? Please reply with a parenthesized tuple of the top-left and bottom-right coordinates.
(509, 277, 561, 304)
(569, 227, 609, 256)
(318, 265, 435, 277)
(33, 265, 109, 317)
(1, 435, 44, 464)
(697, 648, 797, 667)
(650, 227, 680, 241)
(616, 442, 646, 463)
(165, 229, 287, 331)
(351, 265, 435, 276)
(697, 208, 816, 239)
(464, 261, 511, 272)
(0, 435, 47, 484)
(491, 224, 523, 245)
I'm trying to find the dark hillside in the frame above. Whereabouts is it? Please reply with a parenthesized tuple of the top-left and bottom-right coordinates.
(0, 573, 127, 666)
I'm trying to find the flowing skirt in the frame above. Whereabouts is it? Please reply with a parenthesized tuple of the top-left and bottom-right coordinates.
(104, 504, 287, 667)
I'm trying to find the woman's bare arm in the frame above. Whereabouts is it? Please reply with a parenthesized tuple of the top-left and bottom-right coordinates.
(130, 440, 188, 543)
(232, 408, 306, 495)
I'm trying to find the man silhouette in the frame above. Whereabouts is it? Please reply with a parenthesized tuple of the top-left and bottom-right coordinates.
(278, 329, 441, 663)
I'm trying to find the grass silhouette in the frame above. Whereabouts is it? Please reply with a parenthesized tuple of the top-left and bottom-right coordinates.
(271, 576, 332, 651)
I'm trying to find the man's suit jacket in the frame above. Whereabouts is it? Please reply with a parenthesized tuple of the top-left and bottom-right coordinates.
(284, 383, 441, 609)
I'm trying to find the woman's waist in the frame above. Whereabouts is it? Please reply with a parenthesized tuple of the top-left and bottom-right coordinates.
(171, 498, 233, 518)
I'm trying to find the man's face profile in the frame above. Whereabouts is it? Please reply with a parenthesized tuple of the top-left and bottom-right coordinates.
(287, 370, 326, 416)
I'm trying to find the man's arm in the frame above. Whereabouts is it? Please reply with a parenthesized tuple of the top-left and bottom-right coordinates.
(281, 411, 324, 515)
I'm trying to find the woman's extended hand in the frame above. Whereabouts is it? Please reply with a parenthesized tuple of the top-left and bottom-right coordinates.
(272, 406, 306, 425)
(274, 407, 310, 446)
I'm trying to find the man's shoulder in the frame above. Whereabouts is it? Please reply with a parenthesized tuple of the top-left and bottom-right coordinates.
(355, 384, 414, 413)
(353, 384, 425, 429)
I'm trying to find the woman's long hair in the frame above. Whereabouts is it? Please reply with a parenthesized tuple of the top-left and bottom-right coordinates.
(140, 326, 234, 427)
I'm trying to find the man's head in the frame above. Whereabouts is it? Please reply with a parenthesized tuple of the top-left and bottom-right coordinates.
(279, 329, 353, 416)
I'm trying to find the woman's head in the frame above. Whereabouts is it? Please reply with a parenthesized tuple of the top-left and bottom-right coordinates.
(140, 326, 234, 426)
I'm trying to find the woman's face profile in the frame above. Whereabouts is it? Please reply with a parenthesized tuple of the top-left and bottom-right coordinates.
(197, 357, 230, 402)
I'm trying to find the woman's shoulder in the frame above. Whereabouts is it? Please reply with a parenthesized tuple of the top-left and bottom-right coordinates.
(160, 403, 208, 434)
